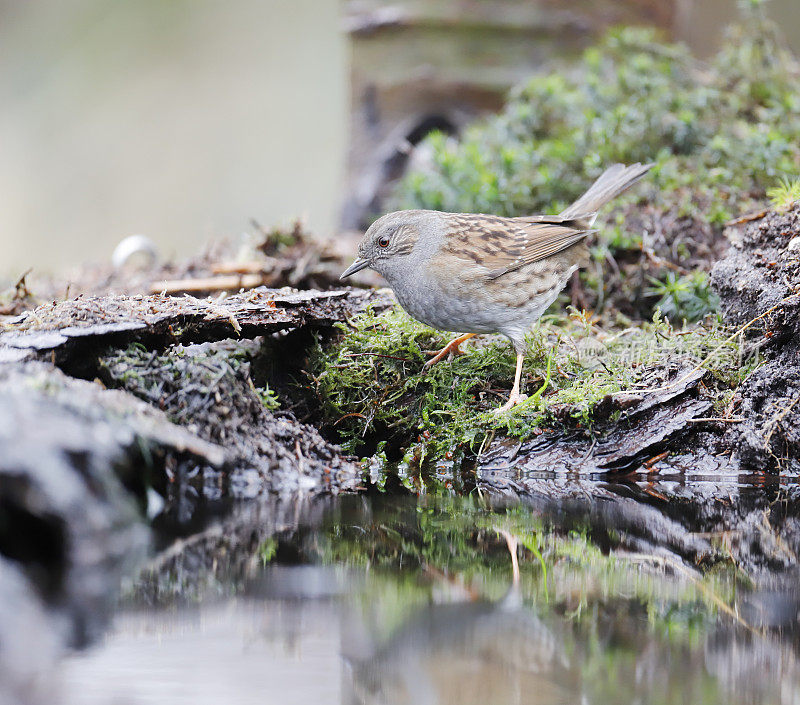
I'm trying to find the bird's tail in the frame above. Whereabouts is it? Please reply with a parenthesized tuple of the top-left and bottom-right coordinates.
(558, 163, 652, 223)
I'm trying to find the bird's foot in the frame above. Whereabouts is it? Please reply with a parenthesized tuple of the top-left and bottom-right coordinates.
(493, 390, 528, 415)
(424, 334, 475, 368)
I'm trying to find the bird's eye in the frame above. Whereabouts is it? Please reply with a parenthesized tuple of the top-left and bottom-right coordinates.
(378, 236, 390, 248)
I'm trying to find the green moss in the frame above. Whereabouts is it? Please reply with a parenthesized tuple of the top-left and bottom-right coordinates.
(98, 340, 279, 443)
(309, 305, 757, 459)
(308, 306, 518, 456)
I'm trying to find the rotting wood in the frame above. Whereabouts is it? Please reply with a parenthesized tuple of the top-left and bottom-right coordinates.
(0, 361, 229, 470)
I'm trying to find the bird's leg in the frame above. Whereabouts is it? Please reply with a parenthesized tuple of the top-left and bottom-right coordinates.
(496, 528, 520, 585)
(424, 333, 476, 367)
(494, 352, 527, 414)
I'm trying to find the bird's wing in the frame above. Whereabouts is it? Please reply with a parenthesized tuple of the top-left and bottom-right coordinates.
(439, 213, 593, 280)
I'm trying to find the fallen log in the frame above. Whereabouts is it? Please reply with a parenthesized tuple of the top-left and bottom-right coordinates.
(0, 287, 391, 369)
(0, 283, 380, 504)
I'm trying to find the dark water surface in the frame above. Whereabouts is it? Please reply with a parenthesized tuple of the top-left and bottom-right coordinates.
(61, 468, 800, 705)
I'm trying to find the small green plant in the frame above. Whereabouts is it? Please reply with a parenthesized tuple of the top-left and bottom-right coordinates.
(767, 176, 800, 212)
(646, 271, 720, 322)
(254, 383, 281, 411)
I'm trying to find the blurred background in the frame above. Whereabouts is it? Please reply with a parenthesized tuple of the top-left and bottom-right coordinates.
(1, 0, 799, 277)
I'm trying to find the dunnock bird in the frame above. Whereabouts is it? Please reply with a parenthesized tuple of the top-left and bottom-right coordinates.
(341, 163, 652, 412)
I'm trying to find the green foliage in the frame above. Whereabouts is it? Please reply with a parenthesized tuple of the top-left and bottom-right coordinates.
(309, 305, 755, 459)
(394, 24, 800, 225)
(767, 176, 800, 212)
(646, 271, 720, 322)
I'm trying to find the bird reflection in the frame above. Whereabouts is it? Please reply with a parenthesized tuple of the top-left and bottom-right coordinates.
(342, 532, 577, 705)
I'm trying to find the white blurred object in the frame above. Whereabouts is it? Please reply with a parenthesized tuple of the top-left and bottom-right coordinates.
(112, 235, 159, 271)
(145, 487, 165, 520)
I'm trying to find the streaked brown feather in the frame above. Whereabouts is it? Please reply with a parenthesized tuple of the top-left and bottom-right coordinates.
(439, 213, 593, 281)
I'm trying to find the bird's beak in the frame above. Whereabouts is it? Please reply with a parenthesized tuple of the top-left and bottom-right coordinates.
(340, 257, 370, 279)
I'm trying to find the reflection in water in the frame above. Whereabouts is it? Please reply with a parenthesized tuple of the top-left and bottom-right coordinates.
(63, 490, 800, 705)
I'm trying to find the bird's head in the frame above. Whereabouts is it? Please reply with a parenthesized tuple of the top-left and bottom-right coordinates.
(340, 211, 423, 282)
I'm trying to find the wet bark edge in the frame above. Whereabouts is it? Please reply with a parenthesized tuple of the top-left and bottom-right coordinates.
(0, 287, 391, 372)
